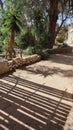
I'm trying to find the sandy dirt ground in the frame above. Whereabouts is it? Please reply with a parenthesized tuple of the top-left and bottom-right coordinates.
(14, 53, 73, 93)
(0, 53, 73, 130)
(14, 53, 73, 130)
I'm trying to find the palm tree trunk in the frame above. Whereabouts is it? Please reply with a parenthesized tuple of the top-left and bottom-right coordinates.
(6, 31, 16, 59)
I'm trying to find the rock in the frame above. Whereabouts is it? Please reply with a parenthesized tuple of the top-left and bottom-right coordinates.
(0, 59, 9, 74)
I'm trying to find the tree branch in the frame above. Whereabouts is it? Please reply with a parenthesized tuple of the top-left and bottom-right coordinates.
(55, 15, 68, 37)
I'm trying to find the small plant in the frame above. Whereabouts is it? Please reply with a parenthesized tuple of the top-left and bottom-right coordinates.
(23, 46, 34, 55)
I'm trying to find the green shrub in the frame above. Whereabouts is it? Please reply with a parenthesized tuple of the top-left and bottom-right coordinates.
(23, 44, 50, 60)
(32, 45, 43, 54)
(19, 31, 35, 49)
(56, 35, 65, 43)
(23, 46, 34, 55)
(40, 50, 50, 60)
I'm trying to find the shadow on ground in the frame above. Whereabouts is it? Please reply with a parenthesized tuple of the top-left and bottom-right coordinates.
(0, 74, 73, 130)
(20, 53, 73, 78)
(49, 53, 73, 66)
(24, 65, 73, 78)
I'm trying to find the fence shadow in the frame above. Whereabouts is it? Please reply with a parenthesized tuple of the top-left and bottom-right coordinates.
(0, 74, 73, 130)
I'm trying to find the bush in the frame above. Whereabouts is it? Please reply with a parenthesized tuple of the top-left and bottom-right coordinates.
(23, 46, 34, 55)
(19, 31, 35, 49)
(40, 50, 50, 60)
(56, 35, 65, 43)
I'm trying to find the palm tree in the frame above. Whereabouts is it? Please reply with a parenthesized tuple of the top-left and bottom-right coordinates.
(6, 12, 21, 59)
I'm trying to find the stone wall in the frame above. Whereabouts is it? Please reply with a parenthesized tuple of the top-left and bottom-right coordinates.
(45, 47, 72, 54)
(0, 54, 41, 75)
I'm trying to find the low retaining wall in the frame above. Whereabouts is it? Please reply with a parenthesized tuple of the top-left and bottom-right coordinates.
(0, 54, 41, 75)
(45, 47, 72, 54)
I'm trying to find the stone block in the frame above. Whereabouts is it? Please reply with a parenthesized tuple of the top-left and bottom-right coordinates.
(0, 59, 9, 74)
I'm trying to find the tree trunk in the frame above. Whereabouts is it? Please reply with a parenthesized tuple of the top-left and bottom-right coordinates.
(0, 0, 3, 9)
(6, 31, 16, 59)
(48, 0, 59, 48)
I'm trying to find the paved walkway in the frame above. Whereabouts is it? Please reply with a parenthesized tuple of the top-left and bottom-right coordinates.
(0, 53, 73, 130)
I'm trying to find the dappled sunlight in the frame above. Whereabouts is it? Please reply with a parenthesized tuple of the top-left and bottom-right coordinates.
(0, 74, 73, 130)
(19, 53, 73, 79)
